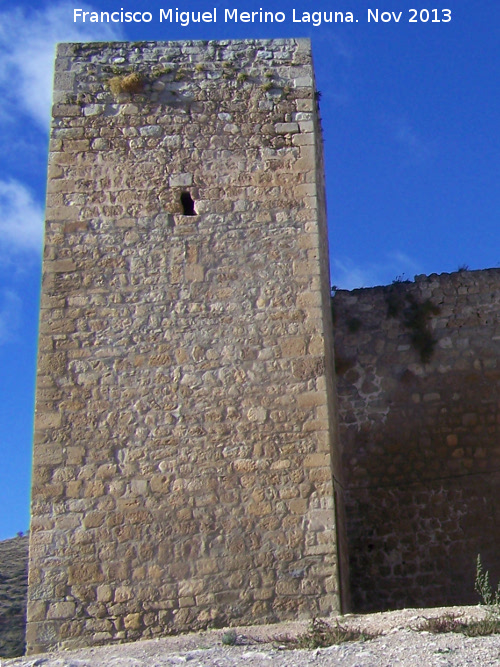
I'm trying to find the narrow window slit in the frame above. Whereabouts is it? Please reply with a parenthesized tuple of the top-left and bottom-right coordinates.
(180, 192, 196, 216)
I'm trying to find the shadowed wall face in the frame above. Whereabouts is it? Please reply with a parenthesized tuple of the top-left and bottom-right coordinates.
(333, 270, 500, 611)
(27, 40, 343, 653)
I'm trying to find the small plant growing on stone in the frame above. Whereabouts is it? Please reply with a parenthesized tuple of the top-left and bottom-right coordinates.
(392, 273, 411, 284)
(261, 81, 273, 92)
(152, 65, 174, 78)
(403, 295, 440, 363)
(237, 72, 248, 83)
(108, 72, 144, 95)
(385, 286, 406, 318)
(221, 629, 237, 645)
(195, 63, 205, 72)
(222, 63, 235, 79)
(384, 284, 439, 363)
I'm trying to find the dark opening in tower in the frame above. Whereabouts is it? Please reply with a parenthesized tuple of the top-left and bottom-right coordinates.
(180, 192, 196, 216)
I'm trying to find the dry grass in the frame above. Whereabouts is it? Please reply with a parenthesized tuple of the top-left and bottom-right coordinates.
(108, 72, 144, 95)
(277, 618, 380, 649)
(416, 613, 500, 637)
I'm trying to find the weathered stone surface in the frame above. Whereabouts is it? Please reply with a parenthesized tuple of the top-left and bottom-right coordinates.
(28, 39, 344, 654)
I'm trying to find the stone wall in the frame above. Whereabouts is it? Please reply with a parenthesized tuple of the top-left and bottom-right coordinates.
(27, 39, 345, 653)
(333, 269, 500, 611)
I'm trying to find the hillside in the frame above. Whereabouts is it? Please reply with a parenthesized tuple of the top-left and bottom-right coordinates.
(0, 535, 29, 658)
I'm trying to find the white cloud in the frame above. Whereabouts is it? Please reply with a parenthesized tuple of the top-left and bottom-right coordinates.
(332, 252, 423, 290)
(0, 2, 123, 129)
(331, 260, 374, 291)
(0, 290, 22, 345)
(0, 4, 123, 256)
(388, 251, 421, 274)
(0, 180, 44, 254)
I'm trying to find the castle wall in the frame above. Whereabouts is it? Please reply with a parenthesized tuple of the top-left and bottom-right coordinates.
(333, 269, 500, 611)
(27, 40, 344, 653)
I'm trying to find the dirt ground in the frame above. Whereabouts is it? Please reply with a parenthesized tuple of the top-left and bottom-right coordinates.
(3, 605, 500, 667)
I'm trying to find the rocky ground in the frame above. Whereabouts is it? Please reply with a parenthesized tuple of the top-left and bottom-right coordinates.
(1, 536, 500, 665)
(3, 606, 500, 666)
(0, 535, 28, 659)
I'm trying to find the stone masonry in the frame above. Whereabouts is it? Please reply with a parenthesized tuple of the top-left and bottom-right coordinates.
(27, 40, 346, 653)
(333, 270, 500, 612)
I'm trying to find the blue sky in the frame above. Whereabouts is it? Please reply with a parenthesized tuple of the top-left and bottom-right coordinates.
(0, 0, 498, 539)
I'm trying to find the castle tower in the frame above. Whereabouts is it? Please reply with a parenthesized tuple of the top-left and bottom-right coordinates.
(27, 39, 347, 653)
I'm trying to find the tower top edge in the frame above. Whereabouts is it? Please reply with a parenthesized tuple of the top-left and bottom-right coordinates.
(55, 38, 312, 57)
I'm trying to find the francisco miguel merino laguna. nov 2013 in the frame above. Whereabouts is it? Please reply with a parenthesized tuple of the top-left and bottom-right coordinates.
(73, 8, 356, 26)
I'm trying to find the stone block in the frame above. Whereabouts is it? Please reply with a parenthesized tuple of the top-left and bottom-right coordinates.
(280, 336, 307, 358)
(47, 602, 76, 620)
(275, 122, 299, 134)
(27, 600, 47, 622)
(52, 104, 81, 117)
(169, 173, 193, 187)
(123, 613, 142, 630)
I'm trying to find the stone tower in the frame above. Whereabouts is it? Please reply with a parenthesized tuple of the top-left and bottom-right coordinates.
(27, 39, 347, 654)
